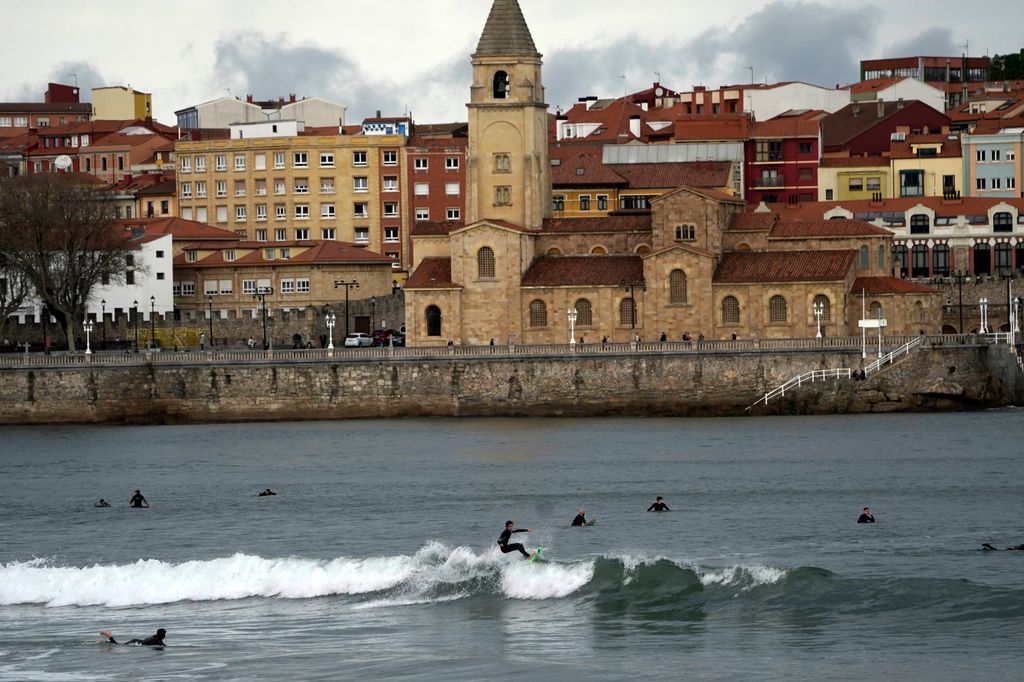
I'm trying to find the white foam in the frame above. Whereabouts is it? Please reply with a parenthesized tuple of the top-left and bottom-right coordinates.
(697, 565, 788, 589)
(500, 559, 594, 600)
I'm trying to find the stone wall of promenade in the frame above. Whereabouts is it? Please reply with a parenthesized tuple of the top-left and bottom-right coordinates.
(0, 340, 1019, 425)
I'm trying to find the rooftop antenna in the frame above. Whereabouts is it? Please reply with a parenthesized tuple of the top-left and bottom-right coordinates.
(67, 73, 78, 87)
(747, 66, 754, 84)
(620, 74, 627, 97)
(654, 71, 661, 84)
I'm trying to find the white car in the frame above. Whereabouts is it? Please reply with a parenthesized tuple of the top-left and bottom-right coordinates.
(343, 333, 372, 347)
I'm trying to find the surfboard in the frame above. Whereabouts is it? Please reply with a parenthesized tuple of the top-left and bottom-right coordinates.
(586, 518, 597, 526)
(529, 547, 543, 562)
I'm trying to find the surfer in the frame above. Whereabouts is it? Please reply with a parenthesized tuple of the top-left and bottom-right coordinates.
(571, 508, 587, 526)
(857, 507, 875, 523)
(100, 628, 166, 646)
(497, 521, 534, 558)
(647, 496, 670, 512)
(94, 499, 110, 508)
(129, 490, 149, 508)
(258, 488, 277, 496)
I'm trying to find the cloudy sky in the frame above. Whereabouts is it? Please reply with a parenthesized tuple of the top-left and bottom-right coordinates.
(2, 0, 1021, 125)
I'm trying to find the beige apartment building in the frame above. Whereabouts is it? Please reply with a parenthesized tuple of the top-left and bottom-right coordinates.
(175, 121, 408, 273)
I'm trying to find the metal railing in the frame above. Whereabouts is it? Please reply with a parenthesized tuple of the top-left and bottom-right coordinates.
(746, 368, 853, 410)
(864, 335, 925, 375)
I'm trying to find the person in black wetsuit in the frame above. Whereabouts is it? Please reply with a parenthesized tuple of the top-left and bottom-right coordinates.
(983, 543, 1024, 551)
(497, 521, 533, 558)
(571, 508, 587, 526)
(647, 496, 670, 512)
(94, 499, 110, 508)
(129, 490, 149, 508)
(258, 488, 277, 496)
(100, 628, 166, 646)
(857, 507, 875, 523)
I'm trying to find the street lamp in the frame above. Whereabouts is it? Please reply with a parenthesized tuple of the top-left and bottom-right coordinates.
(326, 310, 337, 350)
(207, 295, 215, 348)
(253, 286, 273, 350)
(83, 318, 93, 355)
(567, 307, 578, 346)
(812, 301, 824, 339)
(952, 270, 966, 333)
(149, 295, 155, 350)
(620, 277, 646, 343)
(980, 297, 989, 334)
(41, 304, 49, 354)
(333, 278, 360, 339)
(132, 299, 139, 352)
(100, 298, 106, 349)
(371, 296, 377, 331)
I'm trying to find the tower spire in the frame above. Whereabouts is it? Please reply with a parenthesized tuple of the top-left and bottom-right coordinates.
(474, 0, 540, 58)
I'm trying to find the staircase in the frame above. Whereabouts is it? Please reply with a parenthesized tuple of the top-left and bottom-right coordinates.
(746, 336, 925, 411)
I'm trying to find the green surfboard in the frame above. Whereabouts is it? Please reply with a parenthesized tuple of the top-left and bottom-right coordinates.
(529, 547, 543, 562)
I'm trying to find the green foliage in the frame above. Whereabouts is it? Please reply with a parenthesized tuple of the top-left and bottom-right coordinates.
(989, 50, 1024, 81)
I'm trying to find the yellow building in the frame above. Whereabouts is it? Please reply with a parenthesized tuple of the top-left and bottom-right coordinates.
(818, 156, 891, 201)
(92, 86, 152, 121)
(175, 121, 408, 272)
(889, 135, 963, 199)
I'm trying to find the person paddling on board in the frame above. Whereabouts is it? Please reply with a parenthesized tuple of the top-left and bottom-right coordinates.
(99, 628, 166, 646)
(647, 496, 670, 512)
(571, 508, 587, 526)
(497, 520, 535, 559)
(94, 498, 110, 508)
(129, 490, 149, 508)
(857, 507, 875, 523)
(258, 488, 277, 496)
(982, 543, 1024, 551)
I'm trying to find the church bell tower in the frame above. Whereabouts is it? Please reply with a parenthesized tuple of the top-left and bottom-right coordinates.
(466, 0, 551, 229)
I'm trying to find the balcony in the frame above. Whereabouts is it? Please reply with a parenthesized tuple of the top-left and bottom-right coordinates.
(753, 176, 784, 188)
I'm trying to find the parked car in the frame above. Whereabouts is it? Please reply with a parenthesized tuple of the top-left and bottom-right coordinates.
(343, 332, 372, 347)
(371, 329, 406, 347)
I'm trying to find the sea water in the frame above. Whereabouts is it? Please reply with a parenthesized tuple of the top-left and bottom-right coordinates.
(1, 413, 1023, 681)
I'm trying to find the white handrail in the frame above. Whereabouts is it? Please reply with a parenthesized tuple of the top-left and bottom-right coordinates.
(746, 368, 853, 411)
(864, 336, 924, 375)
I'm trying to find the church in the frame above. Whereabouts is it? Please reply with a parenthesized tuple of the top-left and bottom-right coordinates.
(404, 0, 942, 346)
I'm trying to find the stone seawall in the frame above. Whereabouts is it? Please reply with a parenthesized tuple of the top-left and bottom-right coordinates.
(0, 346, 1019, 425)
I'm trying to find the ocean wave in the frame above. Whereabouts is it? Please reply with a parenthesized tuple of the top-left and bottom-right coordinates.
(3, 547, 1020, 617)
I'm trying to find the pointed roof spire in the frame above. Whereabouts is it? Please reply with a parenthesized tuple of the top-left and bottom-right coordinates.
(474, 0, 540, 58)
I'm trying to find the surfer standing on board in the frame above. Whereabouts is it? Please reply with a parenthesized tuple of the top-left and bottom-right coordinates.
(647, 496, 670, 512)
(497, 521, 535, 559)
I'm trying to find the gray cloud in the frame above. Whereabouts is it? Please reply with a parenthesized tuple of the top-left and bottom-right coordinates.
(5, 60, 105, 102)
(884, 28, 959, 59)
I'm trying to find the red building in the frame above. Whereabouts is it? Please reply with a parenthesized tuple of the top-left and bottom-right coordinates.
(743, 114, 823, 205)
(821, 100, 951, 157)
(404, 130, 467, 270)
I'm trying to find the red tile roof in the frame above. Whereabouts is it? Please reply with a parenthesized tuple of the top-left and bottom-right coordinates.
(609, 161, 732, 189)
(890, 135, 961, 159)
(822, 101, 951, 149)
(728, 212, 779, 232)
(173, 240, 391, 268)
(849, 77, 907, 94)
(521, 255, 644, 287)
(405, 258, 459, 289)
(851, 276, 941, 295)
(542, 215, 652, 233)
(288, 241, 393, 264)
(714, 250, 856, 283)
(411, 220, 463, 236)
(750, 117, 820, 138)
(119, 216, 238, 240)
(407, 135, 468, 149)
(769, 219, 892, 238)
(551, 153, 628, 186)
(672, 116, 751, 141)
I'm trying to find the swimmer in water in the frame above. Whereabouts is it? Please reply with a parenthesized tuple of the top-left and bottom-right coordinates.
(258, 488, 277, 496)
(100, 628, 166, 646)
(857, 507, 875, 523)
(129, 490, 149, 508)
(497, 521, 534, 559)
(94, 499, 110, 508)
(571, 508, 587, 526)
(647, 496, 670, 512)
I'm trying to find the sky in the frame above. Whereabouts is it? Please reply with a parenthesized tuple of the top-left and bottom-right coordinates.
(1, 0, 1021, 126)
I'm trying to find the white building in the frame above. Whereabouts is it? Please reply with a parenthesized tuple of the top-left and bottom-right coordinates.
(176, 95, 346, 130)
(852, 77, 947, 114)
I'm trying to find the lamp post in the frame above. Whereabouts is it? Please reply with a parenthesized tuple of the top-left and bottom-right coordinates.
(371, 296, 377, 331)
(149, 295, 155, 350)
(620, 277, 647, 343)
(100, 299, 106, 349)
(326, 311, 337, 350)
(812, 301, 824, 339)
(333, 278, 360, 339)
(980, 297, 989, 334)
(41, 304, 49, 354)
(567, 307, 578, 346)
(207, 295, 214, 348)
(253, 286, 273, 350)
(83, 319, 93, 355)
(132, 299, 139, 352)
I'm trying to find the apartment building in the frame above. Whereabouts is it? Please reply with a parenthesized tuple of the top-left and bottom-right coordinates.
(174, 120, 408, 272)
(961, 125, 1023, 198)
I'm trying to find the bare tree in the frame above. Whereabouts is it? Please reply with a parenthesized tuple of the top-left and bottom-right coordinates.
(0, 256, 31, 342)
(0, 174, 134, 350)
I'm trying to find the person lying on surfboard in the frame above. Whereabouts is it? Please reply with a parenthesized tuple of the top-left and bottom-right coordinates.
(99, 628, 166, 646)
(497, 520, 536, 559)
(571, 508, 587, 526)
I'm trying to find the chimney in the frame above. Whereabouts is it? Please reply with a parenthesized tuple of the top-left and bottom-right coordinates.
(585, 96, 598, 110)
(289, 94, 296, 103)
(877, 99, 885, 118)
(376, 110, 382, 118)
(246, 94, 253, 104)
(629, 115, 641, 138)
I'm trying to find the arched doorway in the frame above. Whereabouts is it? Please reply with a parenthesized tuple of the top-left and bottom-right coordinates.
(425, 306, 442, 337)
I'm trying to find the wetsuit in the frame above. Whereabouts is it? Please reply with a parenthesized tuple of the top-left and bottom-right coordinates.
(571, 514, 586, 527)
(497, 528, 530, 557)
(259, 490, 277, 496)
(647, 502, 670, 512)
(94, 500, 110, 508)
(107, 631, 165, 646)
(129, 494, 148, 508)
(857, 514, 875, 523)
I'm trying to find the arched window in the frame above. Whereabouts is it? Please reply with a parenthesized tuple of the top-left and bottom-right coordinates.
(721, 296, 740, 324)
(669, 269, 688, 304)
(529, 299, 547, 327)
(933, 243, 950, 276)
(737, 243, 751, 252)
(575, 299, 593, 326)
(993, 212, 1013, 233)
(546, 247, 562, 256)
(869, 301, 883, 319)
(859, 245, 869, 269)
(768, 295, 788, 323)
(493, 71, 510, 99)
(910, 214, 930, 234)
(877, 245, 886, 269)
(477, 246, 495, 279)
(912, 244, 930, 278)
(893, 244, 908, 278)
(635, 244, 651, 256)
(591, 246, 606, 255)
(914, 300, 927, 323)
(619, 298, 636, 327)
(425, 306, 442, 337)
(494, 154, 511, 173)
(996, 242, 1012, 272)
(812, 294, 831, 321)
(973, 242, 991, 275)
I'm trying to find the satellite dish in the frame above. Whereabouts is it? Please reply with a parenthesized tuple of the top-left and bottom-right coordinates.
(655, 88, 665, 97)
(55, 155, 73, 171)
